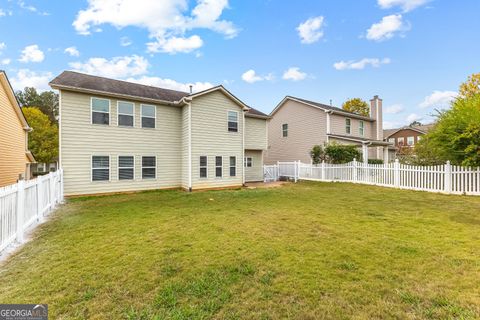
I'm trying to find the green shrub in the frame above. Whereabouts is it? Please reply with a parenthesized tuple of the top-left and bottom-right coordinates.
(324, 143, 361, 164)
(368, 159, 384, 165)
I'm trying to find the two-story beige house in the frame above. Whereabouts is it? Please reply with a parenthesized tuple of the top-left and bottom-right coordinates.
(0, 71, 35, 187)
(264, 95, 391, 164)
(50, 71, 268, 196)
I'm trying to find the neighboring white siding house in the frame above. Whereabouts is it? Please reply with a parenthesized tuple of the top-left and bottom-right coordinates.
(50, 71, 269, 196)
(264, 96, 391, 164)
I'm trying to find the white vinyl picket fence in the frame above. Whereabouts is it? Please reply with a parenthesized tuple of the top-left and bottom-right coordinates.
(264, 160, 480, 195)
(0, 170, 63, 253)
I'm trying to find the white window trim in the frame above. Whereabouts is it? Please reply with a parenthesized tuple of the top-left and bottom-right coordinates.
(117, 101, 135, 128)
(215, 156, 223, 179)
(282, 123, 288, 137)
(398, 137, 405, 145)
(141, 156, 157, 180)
(345, 118, 351, 135)
(118, 155, 135, 180)
(140, 104, 156, 129)
(227, 110, 239, 133)
(229, 156, 237, 177)
(199, 156, 208, 179)
(91, 155, 111, 182)
(407, 136, 415, 146)
(359, 121, 365, 136)
(91, 97, 111, 125)
(244, 157, 253, 167)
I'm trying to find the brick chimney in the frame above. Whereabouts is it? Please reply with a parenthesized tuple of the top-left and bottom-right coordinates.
(370, 95, 383, 141)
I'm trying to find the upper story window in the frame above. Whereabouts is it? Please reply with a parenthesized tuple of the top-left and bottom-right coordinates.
(345, 118, 351, 134)
(407, 136, 415, 146)
(388, 138, 395, 144)
(141, 105, 156, 128)
(118, 156, 134, 180)
(282, 123, 288, 137)
(359, 121, 365, 136)
(118, 101, 134, 127)
(92, 156, 110, 181)
(215, 156, 223, 178)
(91, 98, 110, 125)
(199, 156, 207, 178)
(398, 137, 405, 146)
(228, 111, 238, 132)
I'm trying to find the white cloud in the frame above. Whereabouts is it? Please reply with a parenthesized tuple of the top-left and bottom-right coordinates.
(378, 0, 430, 12)
(120, 36, 132, 47)
(19, 44, 45, 63)
(1, 58, 11, 65)
(69, 55, 149, 78)
(366, 14, 407, 41)
(147, 35, 203, 54)
(64, 46, 80, 57)
(333, 58, 391, 70)
(126, 76, 214, 93)
(419, 90, 457, 109)
(10, 69, 53, 91)
(384, 104, 404, 114)
(297, 16, 325, 44)
(241, 69, 273, 84)
(0, 42, 5, 52)
(0, 9, 5, 17)
(282, 67, 307, 81)
(406, 113, 423, 123)
(73, 0, 238, 54)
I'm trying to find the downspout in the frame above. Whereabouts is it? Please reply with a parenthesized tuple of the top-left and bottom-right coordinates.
(242, 110, 246, 186)
(179, 97, 193, 192)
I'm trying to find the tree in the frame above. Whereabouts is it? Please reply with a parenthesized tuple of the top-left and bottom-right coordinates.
(342, 98, 369, 117)
(23, 107, 58, 164)
(409, 121, 422, 127)
(16, 87, 59, 123)
(324, 143, 361, 164)
(459, 73, 480, 99)
(310, 145, 325, 164)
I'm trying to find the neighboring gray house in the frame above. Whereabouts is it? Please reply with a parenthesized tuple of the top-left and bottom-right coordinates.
(50, 71, 268, 196)
(264, 95, 391, 164)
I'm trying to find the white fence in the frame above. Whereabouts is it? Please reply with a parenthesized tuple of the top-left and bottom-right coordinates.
(264, 160, 480, 195)
(0, 170, 63, 253)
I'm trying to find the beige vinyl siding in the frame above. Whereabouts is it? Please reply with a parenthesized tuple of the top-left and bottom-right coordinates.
(245, 150, 263, 182)
(190, 91, 243, 189)
(181, 104, 190, 189)
(0, 82, 29, 187)
(245, 117, 267, 150)
(60, 90, 182, 195)
(330, 114, 373, 139)
(264, 100, 328, 164)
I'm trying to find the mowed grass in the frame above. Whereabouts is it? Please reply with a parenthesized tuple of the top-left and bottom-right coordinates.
(0, 182, 479, 319)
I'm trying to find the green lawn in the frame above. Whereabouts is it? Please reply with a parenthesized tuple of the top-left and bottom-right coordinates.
(0, 182, 479, 319)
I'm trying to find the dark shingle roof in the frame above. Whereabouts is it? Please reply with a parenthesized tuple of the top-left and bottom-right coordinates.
(383, 123, 434, 138)
(246, 107, 268, 118)
(50, 71, 189, 103)
(289, 96, 374, 121)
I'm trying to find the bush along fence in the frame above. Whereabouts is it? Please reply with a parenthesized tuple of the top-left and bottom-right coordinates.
(264, 159, 480, 195)
(0, 170, 63, 253)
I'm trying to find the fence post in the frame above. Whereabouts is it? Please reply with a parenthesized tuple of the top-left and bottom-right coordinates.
(16, 179, 25, 243)
(49, 172, 55, 211)
(445, 161, 452, 194)
(352, 158, 358, 183)
(394, 159, 400, 188)
(321, 160, 325, 181)
(294, 161, 298, 183)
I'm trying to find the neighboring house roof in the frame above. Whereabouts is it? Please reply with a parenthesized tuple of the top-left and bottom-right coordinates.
(327, 134, 392, 146)
(49, 71, 268, 119)
(383, 123, 434, 138)
(271, 96, 375, 122)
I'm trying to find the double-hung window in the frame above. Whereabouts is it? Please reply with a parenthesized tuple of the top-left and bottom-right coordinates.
(228, 111, 238, 132)
(398, 137, 405, 146)
(200, 156, 207, 178)
(388, 138, 395, 144)
(359, 121, 365, 136)
(407, 136, 415, 146)
(345, 118, 351, 134)
(91, 98, 110, 125)
(118, 102, 134, 127)
(244, 157, 252, 167)
(215, 156, 223, 178)
(92, 156, 110, 181)
(229, 156, 236, 177)
(142, 156, 156, 179)
(141, 105, 156, 128)
(282, 124, 288, 137)
(118, 156, 134, 180)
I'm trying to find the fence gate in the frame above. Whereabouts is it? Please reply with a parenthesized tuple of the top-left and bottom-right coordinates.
(263, 165, 278, 182)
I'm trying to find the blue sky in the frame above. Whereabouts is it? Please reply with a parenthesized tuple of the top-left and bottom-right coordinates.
(1, 0, 479, 128)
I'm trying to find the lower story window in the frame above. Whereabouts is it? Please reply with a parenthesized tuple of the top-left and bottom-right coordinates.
(118, 156, 134, 180)
(215, 156, 223, 178)
(142, 156, 156, 179)
(200, 156, 207, 178)
(92, 156, 109, 181)
(230, 156, 236, 177)
(244, 157, 252, 168)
